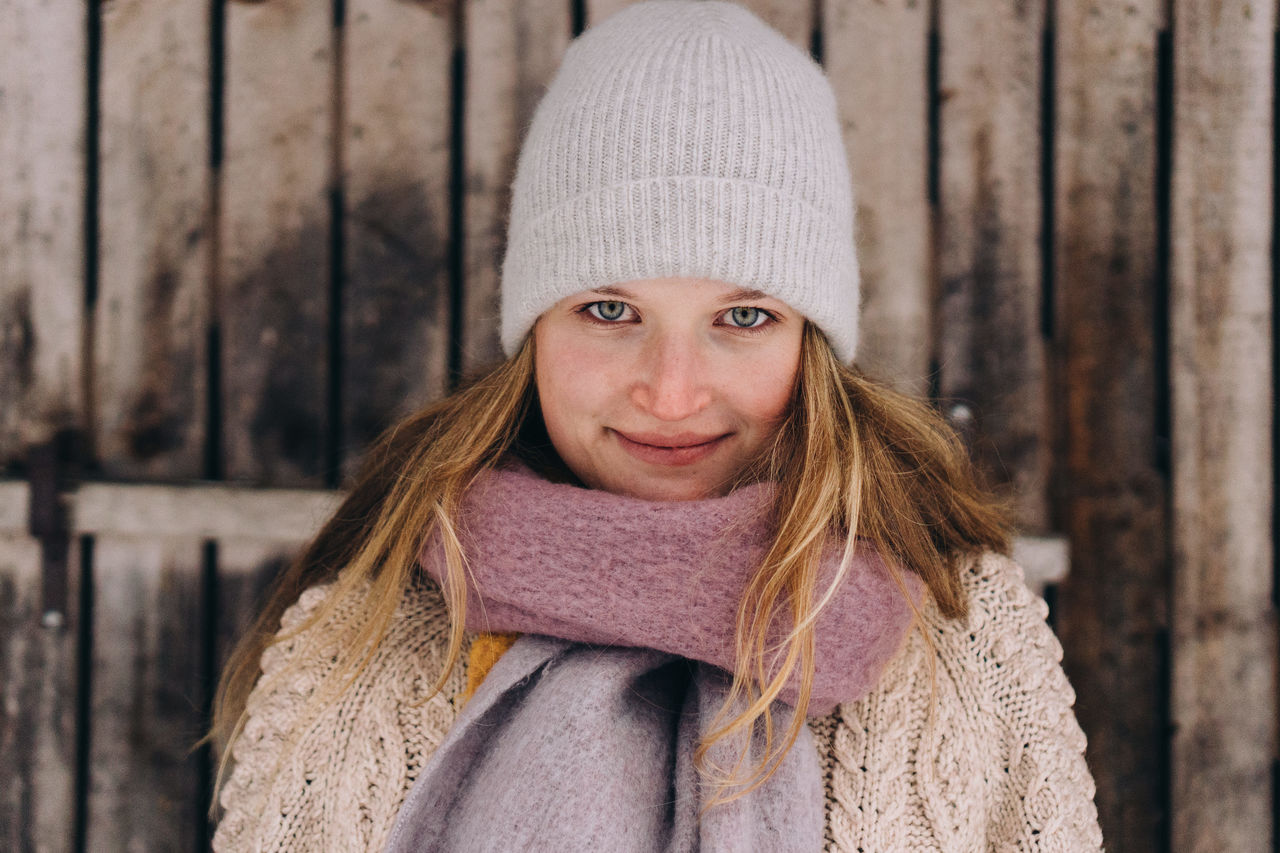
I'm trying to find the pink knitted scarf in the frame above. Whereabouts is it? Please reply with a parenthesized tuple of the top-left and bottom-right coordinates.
(419, 459, 923, 716)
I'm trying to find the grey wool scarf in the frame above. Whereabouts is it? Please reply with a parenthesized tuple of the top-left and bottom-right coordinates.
(382, 634, 824, 853)
(386, 461, 922, 851)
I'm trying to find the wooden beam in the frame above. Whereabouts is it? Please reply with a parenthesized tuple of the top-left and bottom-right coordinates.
(95, 0, 210, 480)
(85, 536, 206, 851)
(826, 0, 931, 394)
(936, 0, 1050, 531)
(460, 0, 571, 369)
(740, 0, 815, 52)
(69, 481, 342, 542)
(0, 479, 1065, 595)
(1010, 533, 1068, 592)
(0, 532, 82, 851)
(340, 0, 455, 483)
(1169, 1, 1276, 849)
(1052, 1, 1168, 847)
(220, 0, 332, 485)
(0, 0, 87, 467)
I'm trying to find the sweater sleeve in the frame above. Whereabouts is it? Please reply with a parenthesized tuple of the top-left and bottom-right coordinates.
(971, 554, 1104, 850)
(212, 579, 467, 853)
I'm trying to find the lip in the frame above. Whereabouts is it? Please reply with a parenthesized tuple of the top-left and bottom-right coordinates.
(611, 429, 731, 467)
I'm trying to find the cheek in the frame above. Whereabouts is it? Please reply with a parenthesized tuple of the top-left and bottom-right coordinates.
(726, 347, 799, 429)
(535, 332, 620, 437)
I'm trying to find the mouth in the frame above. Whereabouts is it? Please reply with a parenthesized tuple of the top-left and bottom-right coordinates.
(610, 429, 731, 467)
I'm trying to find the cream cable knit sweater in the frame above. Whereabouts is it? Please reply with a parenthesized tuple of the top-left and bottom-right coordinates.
(213, 552, 1103, 851)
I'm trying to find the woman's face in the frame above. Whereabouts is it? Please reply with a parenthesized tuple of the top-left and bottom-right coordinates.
(533, 277, 804, 501)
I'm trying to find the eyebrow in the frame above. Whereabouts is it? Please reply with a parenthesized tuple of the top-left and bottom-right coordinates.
(588, 285, 773, 302)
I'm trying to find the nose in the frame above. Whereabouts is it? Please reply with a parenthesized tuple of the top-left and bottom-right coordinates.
(630, 333, 712, 421)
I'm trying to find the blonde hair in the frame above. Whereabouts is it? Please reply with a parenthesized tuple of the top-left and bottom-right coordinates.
(205, 323, 1010, 812)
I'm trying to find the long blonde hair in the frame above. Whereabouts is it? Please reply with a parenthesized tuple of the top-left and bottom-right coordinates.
(206, 323, 1010, 811)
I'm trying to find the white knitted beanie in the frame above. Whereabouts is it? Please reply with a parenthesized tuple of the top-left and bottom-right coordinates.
(499, 0, 860, 363)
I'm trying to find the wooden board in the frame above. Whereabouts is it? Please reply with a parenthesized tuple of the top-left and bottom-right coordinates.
(0, 0, 86, 470)
(72, 481, 341, 542)
(1051, 2, 1167, 848)
(0, 481, 29, 529)
(935, 0, 1049, 531)
(589, 0, 812, 49)
(213, 539, 298, 672)
(739, 0, 814, 51)
(0, 532, 82, 852)
(1168, 1, 1276, 850)
(94, 0, 210, 481)
(459, 0, 571, 370)
(825, 0, 931, 393)
(220, 0, 332, 485)
(85, 536, 207, 851)
(340, 0, 455, 483)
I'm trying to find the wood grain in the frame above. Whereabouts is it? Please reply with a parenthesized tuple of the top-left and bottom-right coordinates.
(1052, 5, 1167, 846)
(1169, 1, 1276, 849)
(95, 0, 210, 481)
(460, 0, 571, 370)
(590, 0, 813, 49)
(739, 0, 814, 51)
(340, 0, 455, 483)
(85, 536, 206, 851)
(72, 481, 341, 541)
(935, 0, 1050, 531)
(825, 0, 931, 393)
(221, 0, 332, 485)
(0, 0, 86, 469)
(0, 532, 82, 851)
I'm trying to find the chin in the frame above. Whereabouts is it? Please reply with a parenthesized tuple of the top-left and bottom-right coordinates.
(604, 472, 726, 503)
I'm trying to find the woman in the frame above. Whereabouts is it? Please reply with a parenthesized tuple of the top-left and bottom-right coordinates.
(209, 2, 1103, 850)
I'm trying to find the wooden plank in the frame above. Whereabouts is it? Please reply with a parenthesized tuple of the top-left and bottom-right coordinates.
(589, 0, 812, 49)
(460, 0, 571, 369)
(935, 0, 1049, 531)
(1052, 2, 1167, 848)
(1009, 533, 1067, 594)
(85, 536, 206, 851)
(12, 474, 1068, 584)
(95, 0, 210, 480)
(0, 481, 30, 531)
(213, 539, 301, 670)
(1169, 1, 1276, 849)
(825, 0, 930, 393)
(214, 539, 297, 670)
(739, 0, 814, 51)
(0, 532, 82, 851)
(71, 481, 341, 541)
(340, 0, 454, 482)
(0, 0, 86, 468)
(221, 0, 332, 485)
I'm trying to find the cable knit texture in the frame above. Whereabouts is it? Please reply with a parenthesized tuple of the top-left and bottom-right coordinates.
(213, 552, 1102, 851)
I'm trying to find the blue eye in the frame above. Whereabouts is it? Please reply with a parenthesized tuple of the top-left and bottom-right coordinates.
(588, 301, 627, 321)
(725, 306, 767, 328)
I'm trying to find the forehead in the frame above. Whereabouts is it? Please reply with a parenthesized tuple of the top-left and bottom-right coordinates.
(591, 283, 772, 303)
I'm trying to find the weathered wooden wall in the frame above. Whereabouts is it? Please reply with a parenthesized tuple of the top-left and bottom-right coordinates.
(0, 1, 1274, 850)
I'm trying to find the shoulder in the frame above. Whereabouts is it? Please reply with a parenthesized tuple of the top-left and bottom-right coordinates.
(818, 551, 1103, 851)
(929, 552, 1102, 848)
(213, 576, 468, 852)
